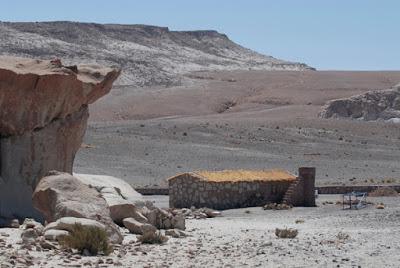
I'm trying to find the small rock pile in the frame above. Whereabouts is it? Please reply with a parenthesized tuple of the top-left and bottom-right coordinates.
(169, 207, 222, 219)
(28, 171, 189, 253)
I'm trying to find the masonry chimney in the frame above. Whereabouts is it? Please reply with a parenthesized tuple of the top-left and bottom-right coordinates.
(298, 167, 316, 207)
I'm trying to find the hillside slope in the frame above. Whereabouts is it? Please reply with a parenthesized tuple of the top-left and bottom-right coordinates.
(0, 21, 313, 87)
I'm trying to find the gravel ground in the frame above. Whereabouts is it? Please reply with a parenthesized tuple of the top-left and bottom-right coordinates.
(75, 116, 400, 188)
(1, 195, 399, 267)
(75, 70, 400, 188)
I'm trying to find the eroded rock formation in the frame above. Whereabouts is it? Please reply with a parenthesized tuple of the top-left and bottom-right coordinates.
(319, 84, 400, 122)
(32, 171, 123, 243)
(0, 56, 120, 224)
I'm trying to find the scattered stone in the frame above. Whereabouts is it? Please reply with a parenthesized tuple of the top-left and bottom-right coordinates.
(21, 229, 39, 244)
(39, 238, 58, 250)
(144, 207, 186, 230)
(171, 207, 221, 219)
(165, 229, 188, 238)
(122, 218, 157, 235)
(376, 203, 385, 209)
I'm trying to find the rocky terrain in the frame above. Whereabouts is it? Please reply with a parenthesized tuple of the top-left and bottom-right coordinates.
(320, 83, 400, 122)
(1, 194, 399, 267)
(0, 21, 313, 87)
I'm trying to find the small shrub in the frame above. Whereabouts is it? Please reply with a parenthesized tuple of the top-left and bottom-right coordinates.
(60, 224, 112, 256)
(275, 228, 298, 239)
(336, 231, 350, 241)
(138, 231, 168, 244)
(263, 203, 292, 210)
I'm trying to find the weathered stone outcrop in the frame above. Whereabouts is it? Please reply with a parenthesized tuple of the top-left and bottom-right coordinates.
(74, 174, 144, 224)
(319, 84, 400, 122)
(0, 56, 120, 224)
(32, 172, 123, 244)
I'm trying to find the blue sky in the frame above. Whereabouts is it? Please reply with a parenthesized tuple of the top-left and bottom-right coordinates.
(1, 0, 399, 70)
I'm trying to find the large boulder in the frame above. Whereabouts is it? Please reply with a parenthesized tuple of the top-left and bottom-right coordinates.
(32, 172, 122, 243)
(74, 174, 144, 224)
(0, 56, 120, 222)
(319, 85, 400, 121)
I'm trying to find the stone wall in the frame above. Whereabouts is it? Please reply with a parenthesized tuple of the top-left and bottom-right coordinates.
(169, 173, 292, 210)
(283, 167, 316, 207)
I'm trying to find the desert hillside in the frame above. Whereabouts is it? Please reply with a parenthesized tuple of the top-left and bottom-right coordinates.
(0, 21, 312, 87)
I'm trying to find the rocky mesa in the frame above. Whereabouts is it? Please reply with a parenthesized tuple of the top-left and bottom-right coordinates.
(319, 83, 400, 122)
(0, 56, 120, 224)
(0, 21, 314, 87)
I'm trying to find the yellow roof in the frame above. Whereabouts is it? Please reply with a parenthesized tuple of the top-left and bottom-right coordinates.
(192, 169, 296, 182)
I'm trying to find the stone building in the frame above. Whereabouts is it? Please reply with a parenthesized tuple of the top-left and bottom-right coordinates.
(168, 167, 315, 210)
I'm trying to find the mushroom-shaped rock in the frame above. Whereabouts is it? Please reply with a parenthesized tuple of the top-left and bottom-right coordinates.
(0, 56, 120, 223)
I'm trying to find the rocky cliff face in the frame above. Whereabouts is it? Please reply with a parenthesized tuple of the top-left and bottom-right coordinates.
(319, 84, 400, 122)
(0, 56, 120, 223)
(0, 21, 313, 87)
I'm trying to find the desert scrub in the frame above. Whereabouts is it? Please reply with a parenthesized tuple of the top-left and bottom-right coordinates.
(369, 187, 398, 197)
(275, 228, 298, 239)
(60, 223, 113, 256)
(138, 231, 168, 244)
(336, 231, 350, 241)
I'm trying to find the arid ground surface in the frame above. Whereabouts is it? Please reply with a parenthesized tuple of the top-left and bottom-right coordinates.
(1, 195, 399, 267)
(75, 70, 400, 188)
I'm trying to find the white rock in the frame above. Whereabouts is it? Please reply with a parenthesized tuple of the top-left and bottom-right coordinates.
(74, 174, 144, 224)
(46, 217, 106, 232)
(122, 218, 156, 235)
(44, 229, 70, 241)
(73, 173, 143, 204)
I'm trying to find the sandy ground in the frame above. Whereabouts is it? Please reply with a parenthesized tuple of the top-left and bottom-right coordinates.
(75, 70, 400, 188)
(1, 195, 399, 267)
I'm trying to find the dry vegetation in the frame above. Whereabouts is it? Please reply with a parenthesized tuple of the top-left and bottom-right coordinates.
(138, 231, 169, 244)
(194, 169, 296, 182)
(369, 187, 398, 197)
(263, 203, 292, 210)
(275, 228, 298, 239)
(60, 224, 112, 256)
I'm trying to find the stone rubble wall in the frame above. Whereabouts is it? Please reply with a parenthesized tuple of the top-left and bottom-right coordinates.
(169, 173, 292, 210)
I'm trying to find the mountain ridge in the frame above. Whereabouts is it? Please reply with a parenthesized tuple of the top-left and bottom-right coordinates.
(0, 21, 314, 87)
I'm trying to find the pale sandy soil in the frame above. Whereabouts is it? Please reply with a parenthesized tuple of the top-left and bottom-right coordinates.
(75, 70, 400, 188)
(1, 195, 399, 267)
